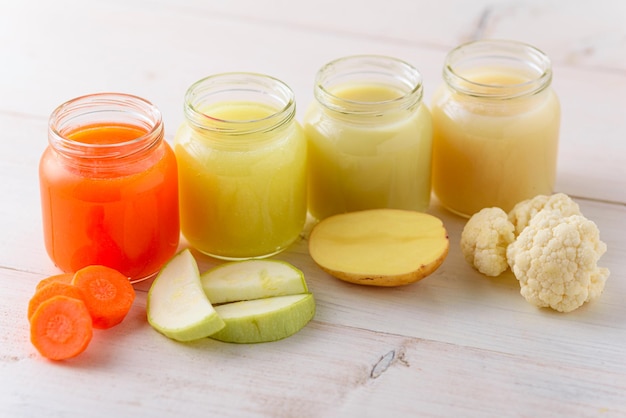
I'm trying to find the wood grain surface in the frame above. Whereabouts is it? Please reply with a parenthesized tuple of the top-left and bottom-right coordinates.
(1, 1, 625, 417)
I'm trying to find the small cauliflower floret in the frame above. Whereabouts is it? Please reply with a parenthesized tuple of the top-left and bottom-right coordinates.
(506, 210, 610, 312)
(461, 207, 515, 277)
(508, 193, 582, 236)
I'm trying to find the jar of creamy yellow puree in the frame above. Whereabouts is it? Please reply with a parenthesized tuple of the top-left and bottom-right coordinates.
(303, 55, 433, 220)
(175, 73, 307, 260)
(431, 40, 560, 217)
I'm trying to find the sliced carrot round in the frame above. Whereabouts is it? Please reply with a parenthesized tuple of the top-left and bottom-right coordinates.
(28, 281, 85, 322)
(35, 273, 74, 292)
(71, 265, 136, 329)
(30, 295, 93, 361)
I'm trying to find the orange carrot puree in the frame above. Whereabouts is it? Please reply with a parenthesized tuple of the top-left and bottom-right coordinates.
(39, 124, 179, 281)
(70, 124, 146, 144)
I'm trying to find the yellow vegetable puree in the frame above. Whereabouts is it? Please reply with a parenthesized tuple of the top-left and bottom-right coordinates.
(304, 83, 433, 220)
(175, 101, 307, 259)
(431, 69, 560, 216)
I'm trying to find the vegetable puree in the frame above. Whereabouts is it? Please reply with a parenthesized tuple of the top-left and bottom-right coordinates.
(304, 83, 433, 220)
(432, 69, 560, 216)
(175, 101, 307, 259)
(40, 124, 180, 281)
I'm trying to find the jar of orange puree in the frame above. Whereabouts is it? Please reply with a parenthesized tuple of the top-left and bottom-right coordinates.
(303, 55, 433, 220)
(431, 40, 561, 217)
(39, 93, 180, 282)
(175, 73, 307, 260)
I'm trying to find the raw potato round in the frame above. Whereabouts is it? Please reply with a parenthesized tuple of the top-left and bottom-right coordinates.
(308, 209, 449, 286)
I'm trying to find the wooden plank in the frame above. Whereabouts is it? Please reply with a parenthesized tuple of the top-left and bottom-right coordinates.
(4, 275, 625, 417)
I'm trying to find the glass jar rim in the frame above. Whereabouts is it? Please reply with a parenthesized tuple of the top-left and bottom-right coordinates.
(314, 54, 424, 115)
(443, 39, 553, 99)
(183, 72, 296, 135)
(48, 92, 163, 160)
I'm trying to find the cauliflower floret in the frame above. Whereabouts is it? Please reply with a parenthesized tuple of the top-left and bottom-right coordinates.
(508, 193, 582, 236)
(461, 207, 515, 277)
(506, 209, 610, 312)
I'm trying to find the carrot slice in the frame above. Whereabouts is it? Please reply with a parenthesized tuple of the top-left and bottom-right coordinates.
(28, 281, 85, 322)
(71, 265, 136, 329)
(35, 273, 74, 292)
(30, 295, 93, 361)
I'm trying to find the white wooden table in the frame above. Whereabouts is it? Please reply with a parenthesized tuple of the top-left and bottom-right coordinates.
(2, 1, 625, 416)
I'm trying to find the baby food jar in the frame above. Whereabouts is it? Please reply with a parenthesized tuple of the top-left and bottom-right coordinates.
(40, 93, 180, 282)
(175, 73, 307, 260)
(431, 39, 560, 217)
(303, 55, 433, 220)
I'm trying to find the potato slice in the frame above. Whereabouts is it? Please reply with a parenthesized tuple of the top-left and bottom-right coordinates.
(308, 209, 449, 286)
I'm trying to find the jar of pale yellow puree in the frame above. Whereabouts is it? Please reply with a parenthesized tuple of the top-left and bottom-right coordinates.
(431, 40, 560, 217)
(303, 55, 433, 220)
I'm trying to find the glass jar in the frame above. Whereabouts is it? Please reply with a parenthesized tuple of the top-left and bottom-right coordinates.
(175, 73, 307, 260)
(431, 39, 561, 217)
(39, 93, 180, 282)
(303, 55, 433, 220)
